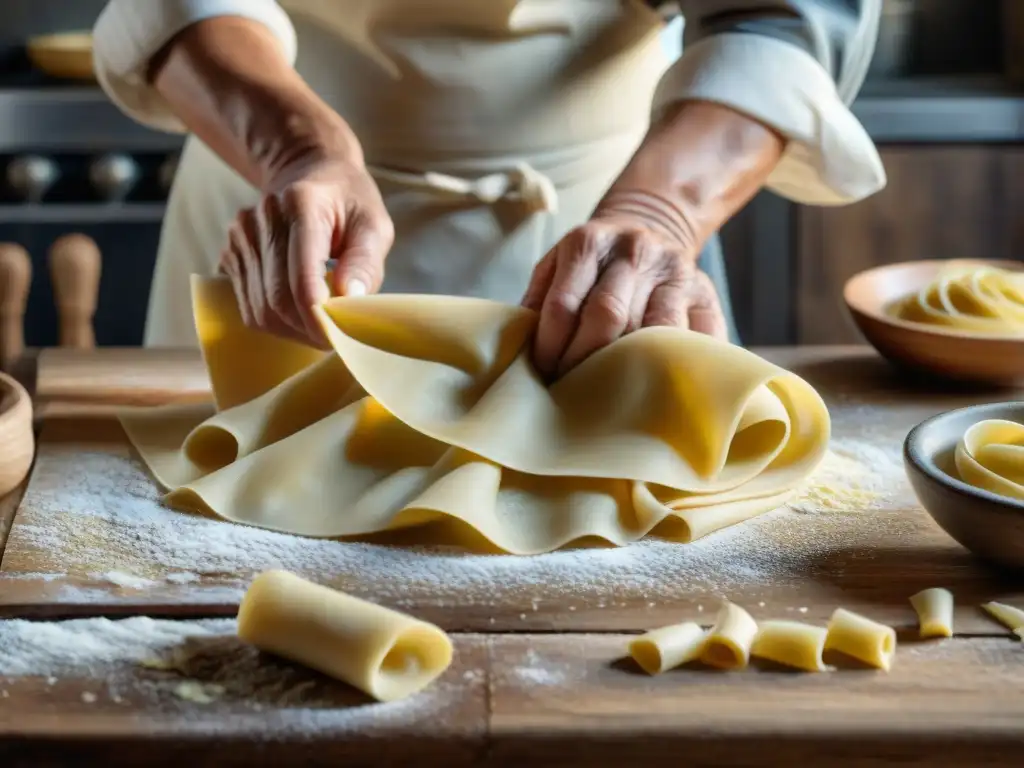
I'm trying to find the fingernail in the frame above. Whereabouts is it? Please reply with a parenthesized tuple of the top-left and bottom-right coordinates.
(345, 279, 367, 297)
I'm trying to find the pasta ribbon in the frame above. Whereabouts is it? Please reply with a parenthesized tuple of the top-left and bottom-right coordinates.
(237, 570, 453, 701)
(892, 265, 1024, 334)
(955, 420, 1024, 501)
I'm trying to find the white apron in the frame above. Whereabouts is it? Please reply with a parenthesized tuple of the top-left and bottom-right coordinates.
(145, 1, 731, 347)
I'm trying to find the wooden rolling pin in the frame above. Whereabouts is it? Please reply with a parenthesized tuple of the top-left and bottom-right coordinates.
(0, 243, 31, 369)
(49, 233, 101, 349)
(36, 347, 211, 409)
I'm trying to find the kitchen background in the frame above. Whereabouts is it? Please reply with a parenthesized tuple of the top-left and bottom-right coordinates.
(0, 0, 1018, 351)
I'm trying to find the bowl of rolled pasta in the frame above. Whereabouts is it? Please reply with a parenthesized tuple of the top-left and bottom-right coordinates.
(844, 259, 1024, 385)
(904, 401, 1024, 570)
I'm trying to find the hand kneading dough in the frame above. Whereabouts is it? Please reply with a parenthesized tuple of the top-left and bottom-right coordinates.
(892, 265, 1024, 334)
(955, 420, 1024, 501)
(119, 276, 830, 554)
(237, 570, 453, 701)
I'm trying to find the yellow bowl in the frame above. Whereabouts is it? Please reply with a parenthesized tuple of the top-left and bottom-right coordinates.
(26, 32, 95, 81)
(843, 259, 1024, 386)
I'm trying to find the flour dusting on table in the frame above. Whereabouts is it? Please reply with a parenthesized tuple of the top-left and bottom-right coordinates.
(0, 616, 472, 727)
(3, 415, 913, 606)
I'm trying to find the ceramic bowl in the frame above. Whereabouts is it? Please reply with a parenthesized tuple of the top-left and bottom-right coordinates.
(0, 370, 33, 496)
(904, 401, 1024, 570)
(26, 32, 95, 81)
(844, 259, 1024, 385)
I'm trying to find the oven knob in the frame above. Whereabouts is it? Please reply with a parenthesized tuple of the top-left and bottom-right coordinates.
(6, 155, 59, 203)
(158, 153, 179, 192)
(89, 153, 140, 202)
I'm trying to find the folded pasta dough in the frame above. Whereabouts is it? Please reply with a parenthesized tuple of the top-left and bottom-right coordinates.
(955, 419, 1024, 501)
(119, 276, 830, 554)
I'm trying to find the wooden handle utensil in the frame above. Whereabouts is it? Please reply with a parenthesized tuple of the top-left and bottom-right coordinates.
(49, 233, 101, 349)
(0, 243, 32, 368)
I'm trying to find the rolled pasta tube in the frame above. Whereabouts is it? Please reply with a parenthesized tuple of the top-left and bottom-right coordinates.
(700, 602, 758, 670)
(628, 622, 706, 675)
(824, 608, 896, 671)
(237, 570, 454, 701)
(909, 588, 954, 638)
(750, 620, 828, 672)
(981, 601, 1024, 639)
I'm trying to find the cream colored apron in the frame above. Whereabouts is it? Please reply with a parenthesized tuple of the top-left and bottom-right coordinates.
(145, 0, 735, 347)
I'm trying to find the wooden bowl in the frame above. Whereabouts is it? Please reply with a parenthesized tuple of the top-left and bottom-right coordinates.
(844, 259, 1024, 385)
(904, 401, 1024, 571)
(26, 32, 95, 81)
(0, 370, 33, 496)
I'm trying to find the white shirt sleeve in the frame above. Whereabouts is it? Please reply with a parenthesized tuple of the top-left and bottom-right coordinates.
(92, 0, 297, 134)
(663, 0, 886, 206)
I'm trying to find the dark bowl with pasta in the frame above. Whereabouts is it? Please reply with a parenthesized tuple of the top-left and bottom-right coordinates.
(904, 401, 1024, 571)
(844, 259, 1024, 386)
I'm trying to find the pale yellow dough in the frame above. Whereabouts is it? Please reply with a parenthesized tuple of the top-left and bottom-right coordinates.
(237, 570, 453, 701)
(892, 264, 1024, 334)
(955, 420, 1024, 501)
(628, 622, 706, 675)
(750, 620, 828, 672)
(700, 602, 759, 670)
(825, 608, 896, 671)
(909, 588, 954, 638)
(981, 601, 1024, 640)
(119, 276, 830, 554)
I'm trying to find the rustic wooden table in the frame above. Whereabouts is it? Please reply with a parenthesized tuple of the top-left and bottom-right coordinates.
(1, 346, 1022, 767)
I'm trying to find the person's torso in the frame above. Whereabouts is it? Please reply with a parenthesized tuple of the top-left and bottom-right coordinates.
(280, 0, 670, 165)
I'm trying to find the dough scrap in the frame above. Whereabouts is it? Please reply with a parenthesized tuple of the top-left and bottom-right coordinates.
(700, 602, 758, 670)
(955, 420, 1024, 501)
(891, 264, 1024, 335)
(628, 621, 706, 675)
(237, 570, 453, 701)
(119, 276, 830, 554)
(981, 601, 1024, 640)
(825, 608, 896, 671)
(750, 620, 828, 672)
(909, 588, 954, 639)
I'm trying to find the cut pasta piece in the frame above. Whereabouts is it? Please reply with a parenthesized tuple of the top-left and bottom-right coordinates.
(825, 608, 896, 671)
(750, 620, 828, 672)
(628, 622, 706, 675)
(700, 602, 758, 670)
(909, 588, 954, 638)
(981, 601, 1024, 639)
(237, 570, 453, 701)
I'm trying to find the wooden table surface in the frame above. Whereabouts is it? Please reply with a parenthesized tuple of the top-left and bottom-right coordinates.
(1, 345, 1023, 767)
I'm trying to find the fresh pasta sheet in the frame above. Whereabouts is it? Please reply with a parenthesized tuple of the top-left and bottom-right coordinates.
(120, 276, 830, 554)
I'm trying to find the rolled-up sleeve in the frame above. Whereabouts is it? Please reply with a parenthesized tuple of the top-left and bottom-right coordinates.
(93, 0, 297, 133)
(659, 0, 886, 205)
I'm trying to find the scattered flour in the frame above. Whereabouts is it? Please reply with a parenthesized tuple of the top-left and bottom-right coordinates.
(0, 617, 232, 677)
(0, 616, 471, 726)
(509, 648, 569, 688)
(3, 421, 913, 607)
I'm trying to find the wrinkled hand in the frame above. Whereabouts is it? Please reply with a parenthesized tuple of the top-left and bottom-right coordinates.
(219, 157, 394, 347)
(522, 204, 727, 380)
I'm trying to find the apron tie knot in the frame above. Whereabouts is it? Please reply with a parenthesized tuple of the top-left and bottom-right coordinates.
(371, 162, 559, 215)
